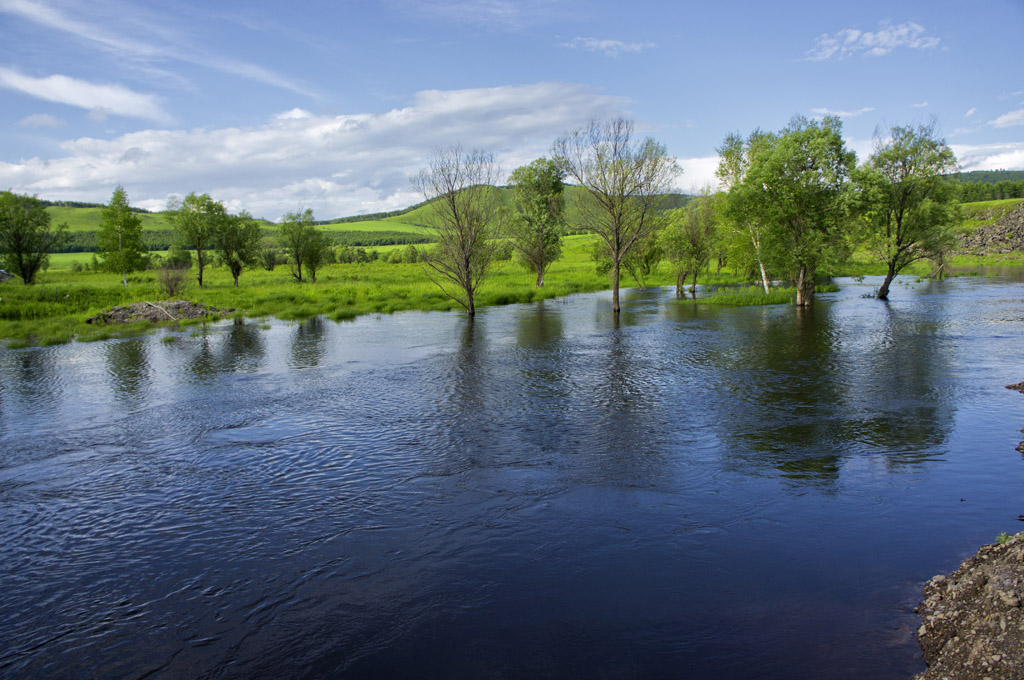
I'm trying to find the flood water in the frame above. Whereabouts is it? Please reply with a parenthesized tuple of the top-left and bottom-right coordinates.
(1, 275, 1023, 679)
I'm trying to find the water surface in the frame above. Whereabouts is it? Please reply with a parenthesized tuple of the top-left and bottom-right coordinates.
(1, 275, 1023, 678)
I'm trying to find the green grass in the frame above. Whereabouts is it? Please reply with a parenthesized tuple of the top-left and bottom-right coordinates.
(45, 206, 179, 233)
(688, 283, 841, 307)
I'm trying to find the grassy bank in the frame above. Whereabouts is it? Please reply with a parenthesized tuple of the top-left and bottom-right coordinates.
(3, 233, 1023, 347)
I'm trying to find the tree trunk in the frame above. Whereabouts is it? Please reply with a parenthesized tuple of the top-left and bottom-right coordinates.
(466, 292, 475, 317)
(197, 252, 204, 287)
(690, 271, 698, 295)
(536, 268, 544, 288)
(877, 263, 896, 300)
(611, 261, 621, 313)
(758, 260, 770, 294)
(233, 272, 240, 287)
(795, 265, 814, 307)
(676, 272, 685, 298)
(122, 271, 127, 288)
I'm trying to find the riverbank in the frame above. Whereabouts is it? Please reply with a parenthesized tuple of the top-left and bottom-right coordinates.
(915, 531, 1024, 679)
(2, 236, 1022, 347)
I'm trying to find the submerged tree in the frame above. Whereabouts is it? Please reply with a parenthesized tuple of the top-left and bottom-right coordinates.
(97, 185, 145, 288)
(855, 122, 960, 300)
(553, 117, 679, 313)
(170, 192, 228, 287)
(0, 191, 67, 285)
(660, 189, 721, 297)
(507, 157, 565, 287)
(413, 145, 502, 316)
(739, 116, 856, 307)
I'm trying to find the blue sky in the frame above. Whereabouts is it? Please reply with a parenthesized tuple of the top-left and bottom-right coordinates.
(2, 0, 1023, 220)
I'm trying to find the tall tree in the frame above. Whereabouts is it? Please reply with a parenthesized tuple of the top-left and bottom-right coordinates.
(854, 122, 960, 300)
(507, 157, 566, 287)
(552, 117, 679, 313)
(97, 185, 145, 288)
(170, 192, 227, 287)
(717, 129, 775, 293)
(279, 209, 331, 283)
(740, 116, 856, 307)
(413, 145, 502, 316)
(0, 191, 67, 285)
(215, 210, 263, 287)
(660, 189, 721, 297)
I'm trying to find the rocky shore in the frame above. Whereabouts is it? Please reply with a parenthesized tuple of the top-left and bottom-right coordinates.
(915, 532, 1024, 679)
(914, 382, 1024, 678)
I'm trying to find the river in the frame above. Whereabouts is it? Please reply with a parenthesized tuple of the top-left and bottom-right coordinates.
(1, 274, 1023, 678)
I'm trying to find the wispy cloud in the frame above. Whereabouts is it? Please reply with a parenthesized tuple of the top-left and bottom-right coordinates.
(912, 101, 929, 108)
(811, 106, 875, 119)
(804, 21, 940, 61)
(989, 108, 1024, 128)
(965, 107, 977, 118)
(18, 112, 66, 128)
(562, 37, 655, 57)
(0, 67, 170, 122)
(389, 0, 563, 29)
(0, 82, 627, 219)
(0, 0, 315, 97)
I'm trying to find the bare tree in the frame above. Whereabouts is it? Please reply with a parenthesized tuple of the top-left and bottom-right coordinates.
(414, 145, 502, 317)
(552, 117, 679, 313)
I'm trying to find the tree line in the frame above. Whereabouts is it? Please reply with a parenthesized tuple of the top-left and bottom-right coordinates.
(0, 114, 981, 312)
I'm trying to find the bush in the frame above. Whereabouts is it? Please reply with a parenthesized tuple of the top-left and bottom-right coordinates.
(158, 264, 189, 298)
(164, 245, 193, 269)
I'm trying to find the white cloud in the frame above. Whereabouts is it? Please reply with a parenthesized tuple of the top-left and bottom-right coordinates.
(805, 21, 940, 60)
(965, 107, 977, 118)
(562, 37, 655, 57)
(0, 0, 314, 97)
(912, 101, 929, 108)
(951, 142, 1024, 171)
(989, 108, 1024, 128)
(17, 113, 65, 128)
(811, 106, 875, 119)
(676, 156, 720, 193)
(0, 82, 626, 220)
(0, 67, 170, 122)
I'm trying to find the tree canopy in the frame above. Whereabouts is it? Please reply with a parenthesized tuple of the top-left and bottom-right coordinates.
(97, 185, 145, 288)
(0, 191, 67, 285)
(507, 157, 566, 288)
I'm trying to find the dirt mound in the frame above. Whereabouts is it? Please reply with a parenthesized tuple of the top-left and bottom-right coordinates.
(86, 300, 234, 324)
(915, 532, 1024, 679)
(956, 205, 1024, 255)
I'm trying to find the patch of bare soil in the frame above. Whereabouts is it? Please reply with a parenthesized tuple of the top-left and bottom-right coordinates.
(86, 300, 234, 324)
(915, 533, 1024, 679)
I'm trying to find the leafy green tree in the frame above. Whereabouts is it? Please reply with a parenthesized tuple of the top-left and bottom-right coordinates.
(215, 210, 263, 287)
(97, 185, 145, 288)
(507, 158, 566, 287)
(660, 190, 721, 297)
(553, 117, 680, 313)
(413, 145, 502, 316)
(854, 122, 960, 300)
(739, 116, 856, 307)
(170, 192, 228, 287)
(0, 191, 67, 284)
(717, 129, 775, 293)
(280, 209, 331, 282)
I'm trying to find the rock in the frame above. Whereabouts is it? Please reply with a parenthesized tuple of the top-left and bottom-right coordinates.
(955, 205, 1024, 255)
